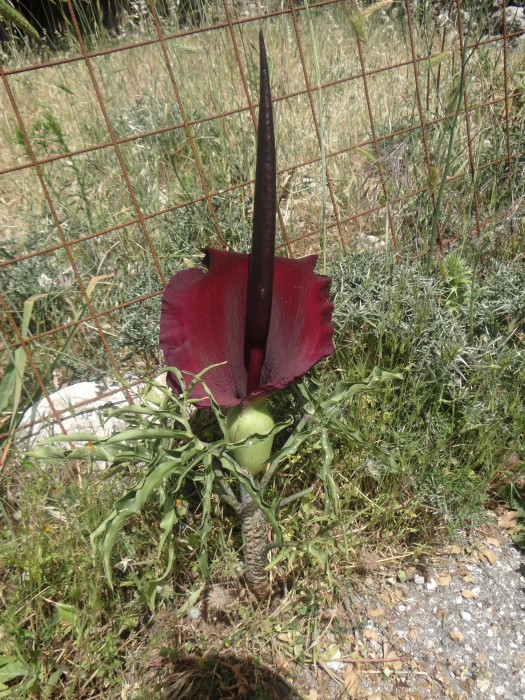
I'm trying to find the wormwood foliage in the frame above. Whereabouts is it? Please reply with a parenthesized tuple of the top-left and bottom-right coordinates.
(31, 366, 400, 593)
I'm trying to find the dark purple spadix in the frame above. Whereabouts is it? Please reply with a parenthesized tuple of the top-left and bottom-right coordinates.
(245, 31, 276, 395)
(159, 33, 334, 409)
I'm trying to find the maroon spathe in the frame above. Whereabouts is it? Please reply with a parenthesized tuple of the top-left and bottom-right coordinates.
(160, 247, 334, 408)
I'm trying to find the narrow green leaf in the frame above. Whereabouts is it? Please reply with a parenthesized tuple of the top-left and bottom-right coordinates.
(321, 368, 402, 408)
(219, 453, 281, 540)
(226, 416, 292, 451)
(0, 295, 43, 427)
(105, 428, 191, 443)
(320, 429, 337, 515)
(262, 420, 320, 488)
(329, 417, 397, 471)
(42, 432, 99, 444)
(0, 655, 28, 683)
(158, 502, 178, 559)
(423, 50, 453, 69)
(91, 444, 200, 586)
(176, 584, 206, 618)
(196, 453, 214, 579)
(267, 546, 295, 570)
(27, 445, 69, 460)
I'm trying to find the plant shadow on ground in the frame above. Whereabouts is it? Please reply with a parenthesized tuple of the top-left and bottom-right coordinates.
(152, 653, 301, 700)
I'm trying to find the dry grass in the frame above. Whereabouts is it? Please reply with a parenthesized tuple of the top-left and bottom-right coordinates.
(3, 6, 523, 257)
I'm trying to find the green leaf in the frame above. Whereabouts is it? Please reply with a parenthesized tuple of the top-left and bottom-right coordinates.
(0, 655, 28, 684)
(158, 501, 178, 561)
(42, 432, 99, 444)
(176, 584, 206, 618)
(219, 453, 282, 540)
(320, 367, 403, 408)
(0, 295, 42, 428)
(27, 445, 69, 460)
(55, 602, 79, 627)
(423, 50, 453, 69)
(267, 546, 295, 570)
(320, 429, 337, 515)
(225, 416, 292, 451)
(262, 417, 320, 488)
(196, 454, 214, 579)
(108, 404, 189, 428)
(329, 417, 397, 471)
(91, 442, 200, 587)
(105, 427, 191, 443)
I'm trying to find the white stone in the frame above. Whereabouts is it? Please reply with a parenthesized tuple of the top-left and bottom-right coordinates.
(505, 7, 525, 34)
(17, 375, 167, 450)
(324, 647, 343, 671)
(460, 611, 472, 622)
(18, 381, 128, 447)
(476, 678, 491, 693)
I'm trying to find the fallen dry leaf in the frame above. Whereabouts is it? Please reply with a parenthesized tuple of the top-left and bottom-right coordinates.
(444, 544, 462, 555)
(450, 630, 465, 642)
(307, 689, 318, 700)
(463, 574, 476, 584)
(386, 652, 403, 670)
(462, 589, 477, 599)
(276, 632, 293, 644)
(486, 537, 500, 547)
(478, 549, 497, 565)
(363, 629, 381, 642)
(436, 573, 452, 586)
(498, 511, 519, 529)
(344, 666, 360, 691)
(369, 608, 384, 618)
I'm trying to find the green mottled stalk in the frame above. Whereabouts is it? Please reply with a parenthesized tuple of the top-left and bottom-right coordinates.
(226, 398, 275, 598)
(240, 485, 269, 599)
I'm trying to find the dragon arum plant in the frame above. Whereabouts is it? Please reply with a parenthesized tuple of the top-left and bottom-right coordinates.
(30, 33, 400, 602)
(159, 33, 334, 597)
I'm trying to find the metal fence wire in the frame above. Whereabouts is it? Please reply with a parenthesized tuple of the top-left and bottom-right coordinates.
(1, 0, 524, 447)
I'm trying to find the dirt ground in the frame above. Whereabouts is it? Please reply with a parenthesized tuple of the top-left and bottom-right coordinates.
(137, 510, 524, 700)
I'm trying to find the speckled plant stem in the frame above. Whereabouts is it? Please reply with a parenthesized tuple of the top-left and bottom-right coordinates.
(240, 485, 269, 599)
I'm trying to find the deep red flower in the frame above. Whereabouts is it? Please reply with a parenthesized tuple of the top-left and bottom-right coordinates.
(159, 32, 334, 408)
(160, 248, 333, 407)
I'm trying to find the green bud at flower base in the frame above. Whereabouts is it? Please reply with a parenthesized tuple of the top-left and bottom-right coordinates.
(226, 399, 275, 476)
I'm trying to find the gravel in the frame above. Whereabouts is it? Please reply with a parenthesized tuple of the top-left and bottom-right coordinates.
(293, 515, 525, 699)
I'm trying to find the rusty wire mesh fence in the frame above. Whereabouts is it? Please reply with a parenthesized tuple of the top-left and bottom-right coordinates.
(1, 0, 524, 449)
